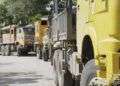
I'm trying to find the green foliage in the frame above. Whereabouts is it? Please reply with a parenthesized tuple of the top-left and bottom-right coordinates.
(0, 0, 51, 26)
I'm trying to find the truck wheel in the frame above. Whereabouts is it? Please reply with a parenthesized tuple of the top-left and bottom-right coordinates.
(17, 48, 22, 56)
(5, 45, 10, 56)
(80, 59, 98, 86)
(74, 77, 80, 86)
(53, 50, 63, 86)
(43, 49, 49, 61)
(53, 50, 74, 86)
(1, 45, 5, 56)
(53, 50, 59, 86)
(54, 67, 74, 86)
(23, 51, 28, 56)
(37, 49, 42, 59)
(53, 63, 59, 86)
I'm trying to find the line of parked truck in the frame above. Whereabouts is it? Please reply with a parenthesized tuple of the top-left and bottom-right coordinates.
(0, 17, 49, 60)
(0, 0, 120, 86)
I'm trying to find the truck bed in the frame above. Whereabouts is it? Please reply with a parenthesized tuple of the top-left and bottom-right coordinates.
(2, 34, 15, 44)
(51, 10, 76, 42)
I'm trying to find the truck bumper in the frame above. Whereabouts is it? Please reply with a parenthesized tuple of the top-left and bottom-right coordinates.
(111, 74, 120, 85)
(19, 45, 34, 52)
(96, 52, 120, 86)
(89, 76, 120, 86)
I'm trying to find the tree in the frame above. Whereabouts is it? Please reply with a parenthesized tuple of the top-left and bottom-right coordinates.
(0, 0, 51, 26)
(0, 3, 13, 27)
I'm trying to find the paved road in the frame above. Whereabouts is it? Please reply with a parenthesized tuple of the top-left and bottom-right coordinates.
(0, 56, 55, 86)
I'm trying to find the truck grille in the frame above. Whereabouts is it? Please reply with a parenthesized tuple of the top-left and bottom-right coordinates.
(25, 35, 34, 44)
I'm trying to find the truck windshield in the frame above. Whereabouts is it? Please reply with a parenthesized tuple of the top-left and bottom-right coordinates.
(23, 28, 34, 35)
(1, 29, 10, 34)
(41, 20, 47, 25)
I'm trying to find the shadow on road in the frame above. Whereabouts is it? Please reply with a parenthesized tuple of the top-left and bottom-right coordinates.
(9, 52, 37, 57)
(0, 72, 42, 85)
(18, 54, 36, 57)
(0, 63, 14, 66)
(0, 73, 42, 86)
(0, 72, 54, 85)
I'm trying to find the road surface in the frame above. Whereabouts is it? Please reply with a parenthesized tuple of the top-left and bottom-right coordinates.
(0, 55, 55, 86)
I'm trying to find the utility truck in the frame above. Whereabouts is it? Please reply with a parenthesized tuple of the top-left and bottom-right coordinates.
(50, 0, 120, 86)
(34, 17, 49, 61)
(1, 25, 35, 56)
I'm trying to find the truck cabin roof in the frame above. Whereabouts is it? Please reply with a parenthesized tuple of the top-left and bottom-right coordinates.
(18, 24, 35, 34)
(1, 25, 16, 31)
(23, 24, 34, 29)
(41, 17, 48, 21)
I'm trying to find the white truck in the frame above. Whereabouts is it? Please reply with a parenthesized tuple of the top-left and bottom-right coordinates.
(1, 25, 35, 56)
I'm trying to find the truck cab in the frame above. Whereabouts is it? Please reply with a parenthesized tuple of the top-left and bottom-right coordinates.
(1, 25, 16, 56)
(16, 25, 35, 56)
(34, 17, 49, 60)
(77, 0, 120, 85)
(35, 18, 48, 45)
(1, 25, 16, 44)
(17, 25, 35, 46)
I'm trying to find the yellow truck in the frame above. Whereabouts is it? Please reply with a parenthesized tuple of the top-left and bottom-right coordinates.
(50, 0, 120, 86)
(34, 17, 49, 61)
(1, 24, 35, 56)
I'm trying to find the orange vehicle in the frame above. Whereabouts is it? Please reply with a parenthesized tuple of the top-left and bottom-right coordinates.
(34, 17, 49, 61)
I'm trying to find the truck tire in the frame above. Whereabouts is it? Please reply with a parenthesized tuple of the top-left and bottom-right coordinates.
(80, 59, 98, 86)
(37, 49, 42, 59)
(17, 48, 22, 56)
(53, 50, 74, 86)
(43, 49, 49, 61)
(53, 60, 59, 86)
(53, 50, 63, 86)
(5, 45, 10, 56)
(23, 51, 28, 56)
(54, 70, 74, 86)
(1, 45, 5, 56)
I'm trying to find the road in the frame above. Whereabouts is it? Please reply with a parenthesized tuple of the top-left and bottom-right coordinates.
(0, 55, 55, 86)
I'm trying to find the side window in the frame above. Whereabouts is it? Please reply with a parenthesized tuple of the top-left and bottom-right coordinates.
(41, 21, 47, 25)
